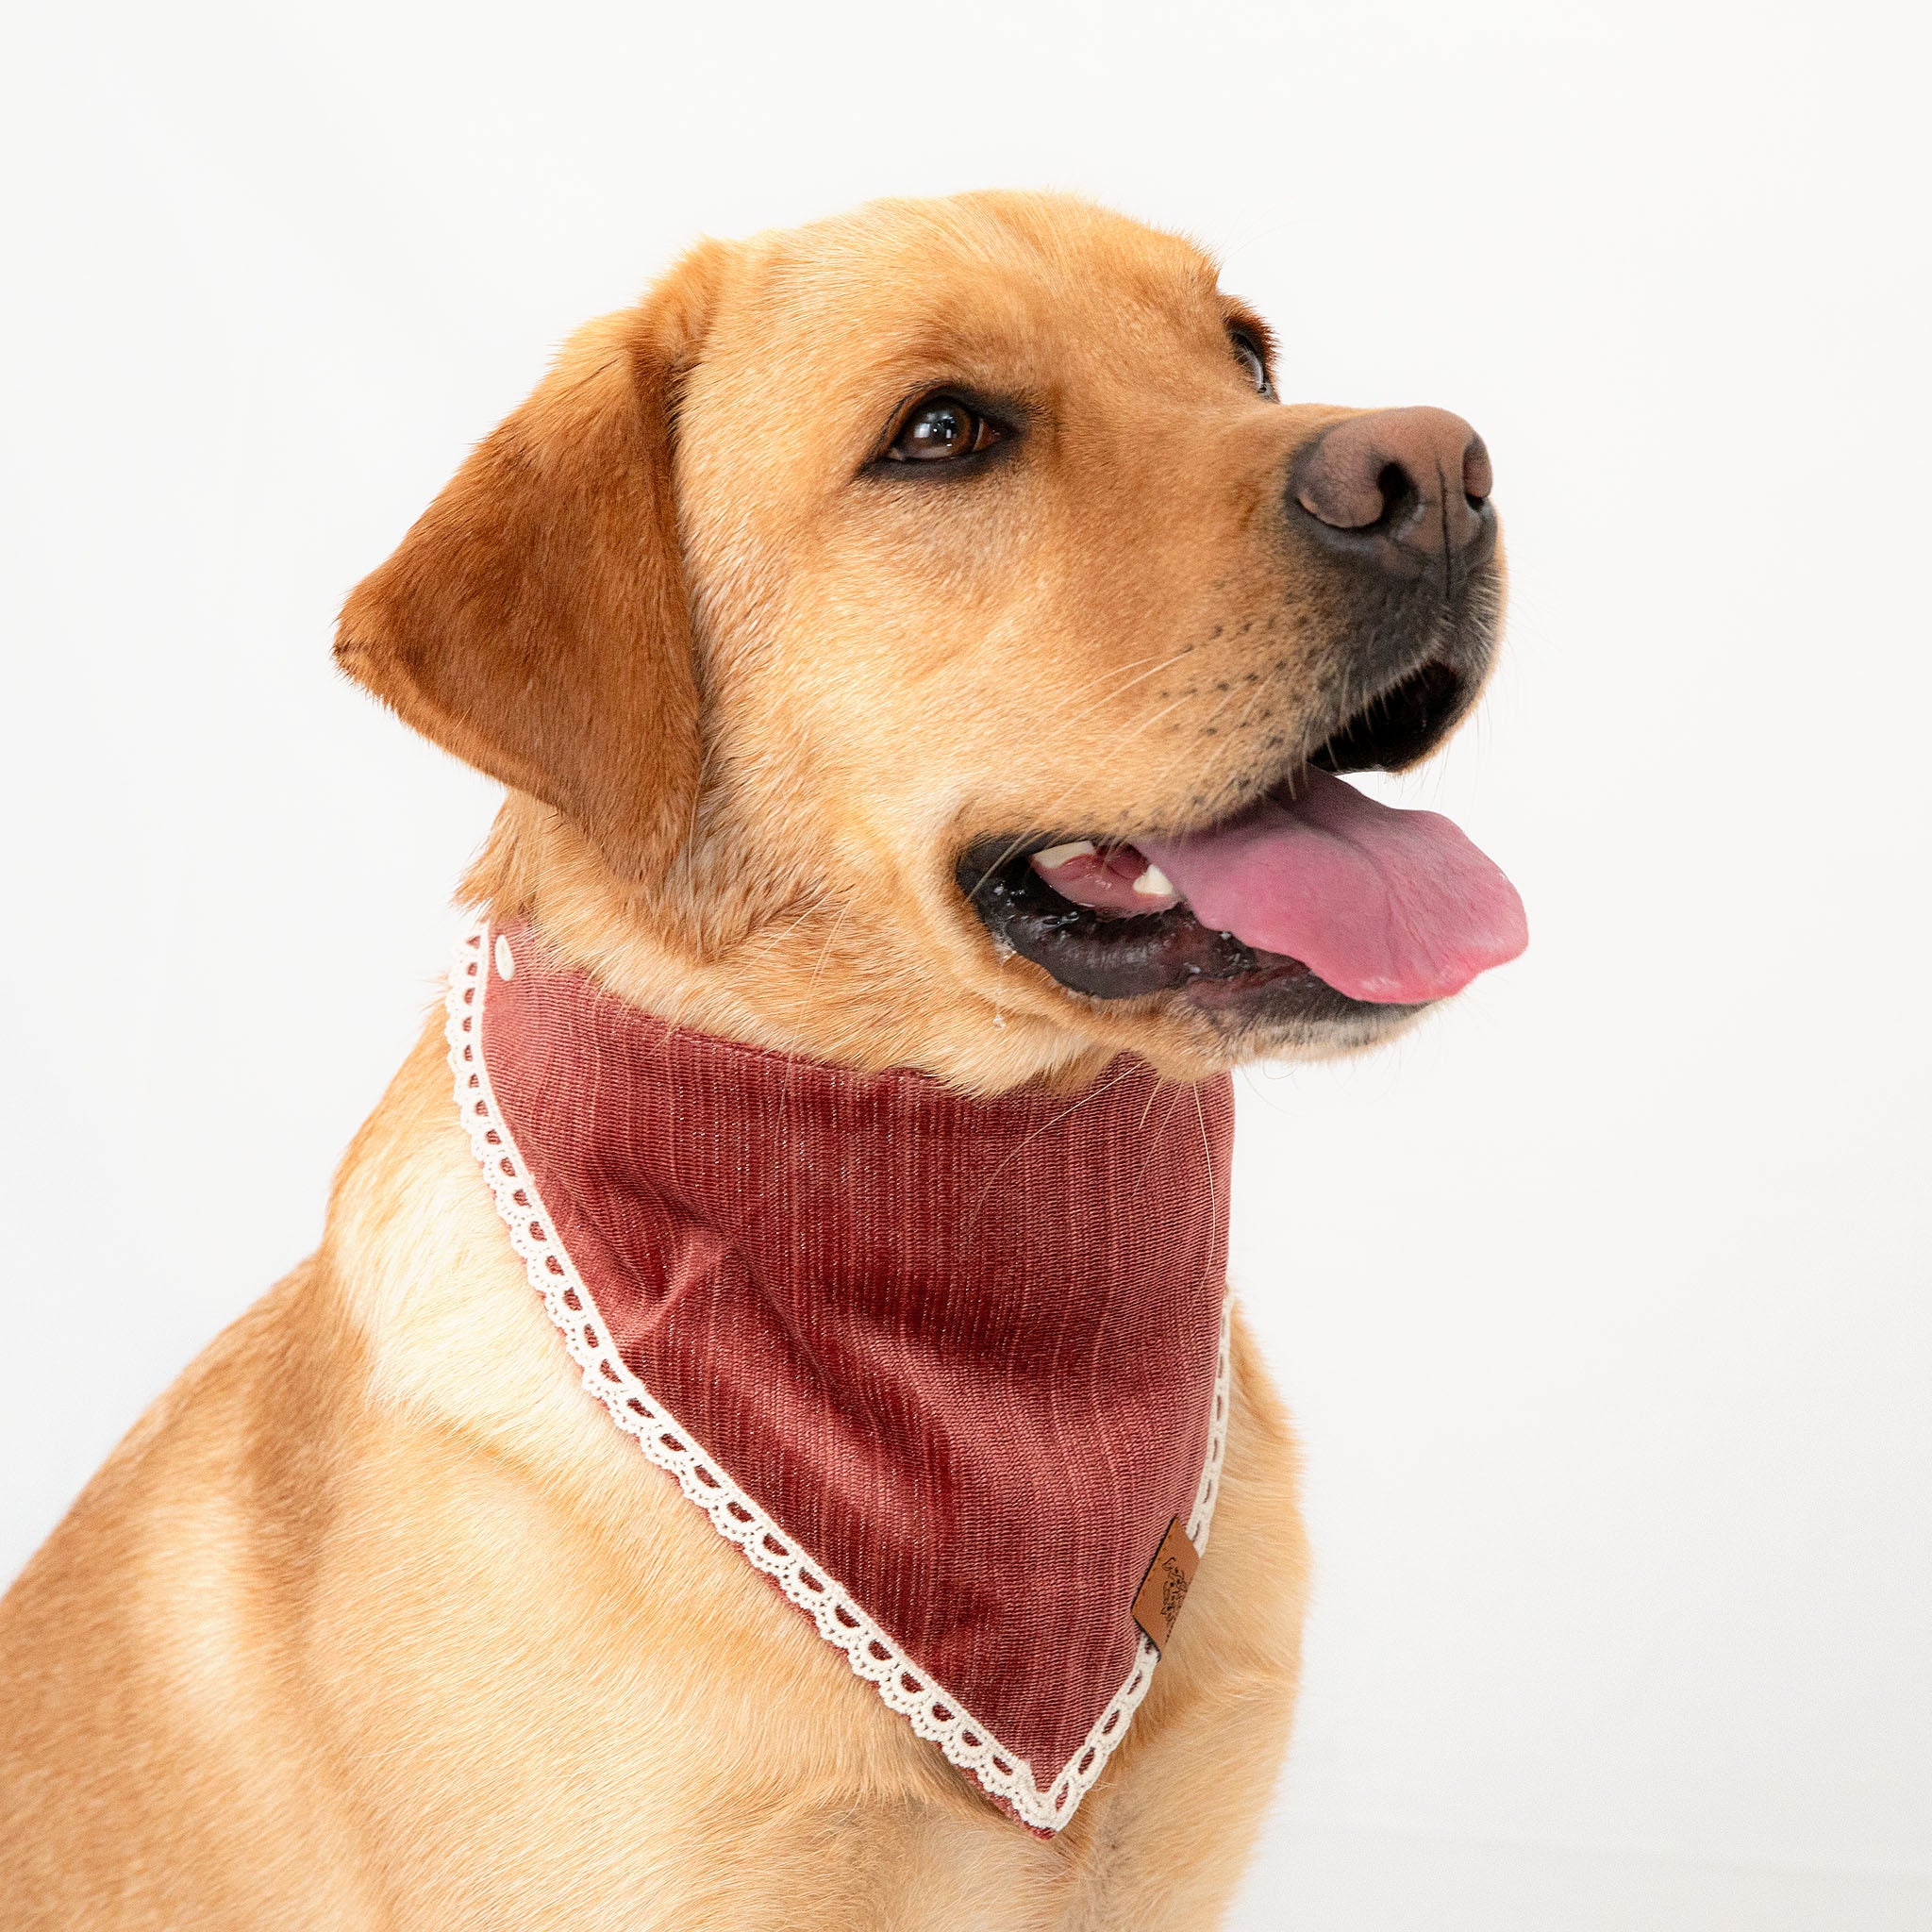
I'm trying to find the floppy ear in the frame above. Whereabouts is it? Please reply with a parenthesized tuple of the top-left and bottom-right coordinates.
(336, 243, 726, 884)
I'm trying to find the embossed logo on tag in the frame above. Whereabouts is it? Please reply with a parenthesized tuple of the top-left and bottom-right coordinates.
(1132, 1517, 1200, 1653)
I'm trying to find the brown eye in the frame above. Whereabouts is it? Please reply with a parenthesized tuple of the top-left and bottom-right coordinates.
(1230, 330, 1274, 398)
(886, 395, 1002, 461)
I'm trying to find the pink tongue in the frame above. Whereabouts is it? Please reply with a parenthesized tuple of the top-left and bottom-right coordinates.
(1138, 768, 1527, 1003)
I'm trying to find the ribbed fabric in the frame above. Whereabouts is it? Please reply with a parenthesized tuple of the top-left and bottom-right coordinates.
(471, 916, 1233, 1816)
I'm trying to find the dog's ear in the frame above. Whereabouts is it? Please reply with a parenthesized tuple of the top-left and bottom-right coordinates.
(336, 243, 728, 885)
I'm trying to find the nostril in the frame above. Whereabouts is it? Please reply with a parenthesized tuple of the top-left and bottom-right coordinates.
(1462, 435, 1493, 507)
(1374, 460, 1420, 532)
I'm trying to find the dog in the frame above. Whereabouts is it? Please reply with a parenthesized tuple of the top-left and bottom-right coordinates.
(0, 190, 1521, 1927)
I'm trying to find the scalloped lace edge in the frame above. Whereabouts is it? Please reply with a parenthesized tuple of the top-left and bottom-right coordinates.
(444, 918, 1231, 1832)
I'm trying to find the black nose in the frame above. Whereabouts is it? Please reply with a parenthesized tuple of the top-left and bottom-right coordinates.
(1289, 407, 1496, 579)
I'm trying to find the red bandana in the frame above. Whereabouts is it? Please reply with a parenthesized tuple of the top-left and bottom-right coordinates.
(446, 919, 1233, 1832)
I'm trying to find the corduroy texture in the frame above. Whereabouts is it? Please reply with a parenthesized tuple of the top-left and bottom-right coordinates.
(471, 917, 1233, 1817)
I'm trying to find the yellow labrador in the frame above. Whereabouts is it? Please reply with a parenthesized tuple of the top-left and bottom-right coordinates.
(0, 191, 1521, 1928)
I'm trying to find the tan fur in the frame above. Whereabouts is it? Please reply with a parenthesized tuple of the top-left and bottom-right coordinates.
(0, 191, 1488, 1925)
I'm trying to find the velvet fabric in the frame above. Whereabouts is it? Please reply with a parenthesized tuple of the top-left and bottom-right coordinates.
(465, 916, 1233, 1820)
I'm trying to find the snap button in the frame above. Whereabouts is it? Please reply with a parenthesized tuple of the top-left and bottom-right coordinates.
(494, 935, 516, 981)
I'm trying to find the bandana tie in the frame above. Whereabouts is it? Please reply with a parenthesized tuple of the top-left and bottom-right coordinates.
(446, 918, 1233, 1831)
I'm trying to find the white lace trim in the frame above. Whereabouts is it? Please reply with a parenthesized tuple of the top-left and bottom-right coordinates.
(444, 918, 1232, 1832)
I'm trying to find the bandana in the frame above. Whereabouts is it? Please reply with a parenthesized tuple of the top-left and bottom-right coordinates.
(445, 918, 1233, 1832)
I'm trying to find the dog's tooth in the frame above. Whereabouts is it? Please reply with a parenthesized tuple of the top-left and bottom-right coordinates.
(1033, 840, 1097, 870)
(1132, 862, 1177, 898)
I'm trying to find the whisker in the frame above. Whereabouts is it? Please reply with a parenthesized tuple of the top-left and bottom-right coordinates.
(963, 1061, 1146, 1225)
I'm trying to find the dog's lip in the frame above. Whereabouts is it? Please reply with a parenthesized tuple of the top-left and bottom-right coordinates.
(949, 722, 1351, 1013)
(955, 827, 1331, 1007)
(954, 651, 1526, 1010)
(982, 758, 1524, 1008)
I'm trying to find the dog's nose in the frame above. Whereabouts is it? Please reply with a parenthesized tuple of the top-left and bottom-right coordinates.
(1289, 408, 1495, 577)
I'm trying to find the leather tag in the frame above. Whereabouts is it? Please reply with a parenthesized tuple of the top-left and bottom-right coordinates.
(1132, 1517, 1201, 1653)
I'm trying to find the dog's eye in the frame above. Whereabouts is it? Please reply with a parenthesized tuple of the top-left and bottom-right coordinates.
(885, 395, 1003, 462)
(1230, 330, 1274, 399)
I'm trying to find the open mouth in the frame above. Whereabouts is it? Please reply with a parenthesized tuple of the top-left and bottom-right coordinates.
(957, 658, 1527, 1019)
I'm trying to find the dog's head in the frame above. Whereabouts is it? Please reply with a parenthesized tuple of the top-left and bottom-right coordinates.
(339, 192, 1522, 1089)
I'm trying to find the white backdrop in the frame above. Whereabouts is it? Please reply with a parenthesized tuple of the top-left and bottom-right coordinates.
(3, 5, 1926, 1926)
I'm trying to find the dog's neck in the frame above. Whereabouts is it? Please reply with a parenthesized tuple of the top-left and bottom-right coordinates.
(462, 792, 1121, 1095)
